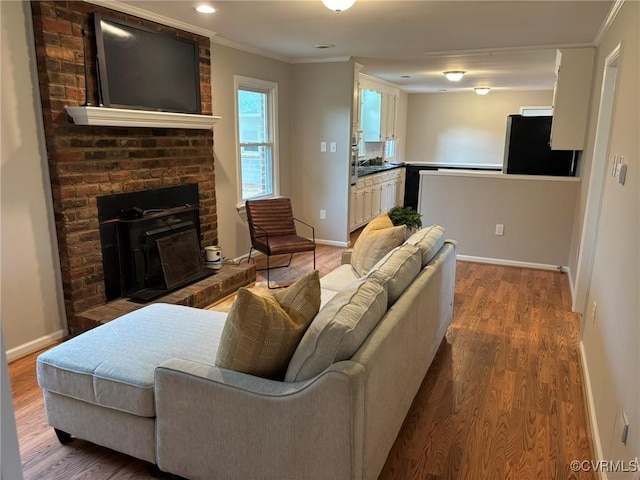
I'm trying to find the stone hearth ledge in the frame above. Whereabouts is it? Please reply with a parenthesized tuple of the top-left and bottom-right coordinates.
(65, 106, 221, 129)
(74, 262, 255, 332)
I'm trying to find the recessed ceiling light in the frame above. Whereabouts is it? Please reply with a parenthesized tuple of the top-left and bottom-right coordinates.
(474, 87, 491, 95)
(314, 44, 335, 49)
(195, 5, 216, 14)
(443, 71, 465, 82)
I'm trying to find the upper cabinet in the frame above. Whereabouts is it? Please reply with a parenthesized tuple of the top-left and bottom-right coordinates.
(551, 47, 595, 150)
(359, 76, 399, 143)
(361, 88, 383, 141)
(352, 63, 363, 141)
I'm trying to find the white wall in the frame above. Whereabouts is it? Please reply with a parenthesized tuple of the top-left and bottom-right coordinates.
(405, 90, 553, 167)
(573, 0, 639, 466)
(418, 172, 579, 267)
(210, 43, 293, 259)
(0, 1, 66, 355)
(291, 61, 353, 246)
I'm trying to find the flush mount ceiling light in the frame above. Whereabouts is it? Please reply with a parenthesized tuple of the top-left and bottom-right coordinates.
(321, 0, 356, 13)
(195, 4, 216, 14)
(474, 87, 491, 95)
(443, 71, 465, 82)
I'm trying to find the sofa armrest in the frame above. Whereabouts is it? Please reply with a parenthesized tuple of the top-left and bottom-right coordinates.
(155, 359, 366, 480)
(341, 249, 353, 265)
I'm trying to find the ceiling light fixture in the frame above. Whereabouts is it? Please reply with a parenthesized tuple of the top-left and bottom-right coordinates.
(321, 0, 356, 13)
(443, 71, 465, 82)
(474, 87, 491, 95)
(195, 5, 216, 14)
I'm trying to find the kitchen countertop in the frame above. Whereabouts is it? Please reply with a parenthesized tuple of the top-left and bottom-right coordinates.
(354, 162, 405, 182)
(419, 169, 580, 182)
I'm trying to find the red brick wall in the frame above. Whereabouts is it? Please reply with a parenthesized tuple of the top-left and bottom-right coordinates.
(30, 1, 217, 335)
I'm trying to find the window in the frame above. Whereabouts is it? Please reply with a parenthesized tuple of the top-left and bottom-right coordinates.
(235, 76, 279, 203)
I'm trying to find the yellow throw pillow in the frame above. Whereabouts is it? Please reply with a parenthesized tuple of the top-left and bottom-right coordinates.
(351, 213, 406, 276)
(215, 270, 320, 378)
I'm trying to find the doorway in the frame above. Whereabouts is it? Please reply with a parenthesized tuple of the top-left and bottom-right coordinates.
(573, 44, 620, 322)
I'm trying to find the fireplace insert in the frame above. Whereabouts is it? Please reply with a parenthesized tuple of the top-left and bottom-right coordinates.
(97, 185, 214, 302)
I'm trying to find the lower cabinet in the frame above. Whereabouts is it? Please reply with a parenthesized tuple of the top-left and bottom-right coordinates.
(349, 168, 405, 232)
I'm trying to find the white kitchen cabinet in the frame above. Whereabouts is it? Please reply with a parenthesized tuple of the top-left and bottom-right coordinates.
(361, 89, 382, 142)
(381, 91, 397, 140)
(395, 168, 405, 207)
(349, 185, 357, 231)
(359, 76, 399, 144)
(355, 187, 365, 227)
(352, 63, 363, 140)
(371, 176, 382, 218)
(350, 167, 406, 232)
(551, 47, 595, 150)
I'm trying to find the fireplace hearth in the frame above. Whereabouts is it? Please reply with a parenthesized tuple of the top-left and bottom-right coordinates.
(98, 184, 214, 302)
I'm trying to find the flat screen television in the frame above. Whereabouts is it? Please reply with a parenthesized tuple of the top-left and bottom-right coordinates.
(94, 14, 202, 114)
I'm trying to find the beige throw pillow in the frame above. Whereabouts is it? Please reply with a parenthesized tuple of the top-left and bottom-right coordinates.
(367, 244, 422, 306)
(285, 275, 388, 382)
(405, 225, 446, 267)
(351, 213, 406, 276)
(215, 270, 320, 378)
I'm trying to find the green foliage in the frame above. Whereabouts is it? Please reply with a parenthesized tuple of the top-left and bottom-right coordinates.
(388, 206, 422, 230)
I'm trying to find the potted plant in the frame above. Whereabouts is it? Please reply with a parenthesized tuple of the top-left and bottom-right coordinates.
(388, 206, 422, 235)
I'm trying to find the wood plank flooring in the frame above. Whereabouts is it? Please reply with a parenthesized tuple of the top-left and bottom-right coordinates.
(379, 262, 594, 480)
(8, 256, 593, 479)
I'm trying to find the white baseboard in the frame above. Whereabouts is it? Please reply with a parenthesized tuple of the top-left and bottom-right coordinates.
(567, 266, 576, 305)
(457, 255, 568, 272)
(579, 340, 607, 480)
(315, 239, 349, 247)
(6, 329, 68, 362)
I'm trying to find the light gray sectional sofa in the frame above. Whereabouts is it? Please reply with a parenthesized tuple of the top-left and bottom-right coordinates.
(37, 226, 456, 480)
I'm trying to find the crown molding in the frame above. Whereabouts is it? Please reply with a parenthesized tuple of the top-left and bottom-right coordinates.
(209, 36, 291, 63)
(593, 0, 625, 46)
(83, 0, 218, 38)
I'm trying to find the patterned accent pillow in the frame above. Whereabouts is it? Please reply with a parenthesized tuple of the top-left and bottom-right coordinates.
(351, 213, 406, 276)
(215, 270, 320, 378)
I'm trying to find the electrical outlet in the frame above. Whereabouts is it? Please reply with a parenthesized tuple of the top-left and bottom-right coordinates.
(320, 210, 326, 220)
(320, 142, 327, 152)
(330, 142, 337, 153)
(591, 301, 597, 323)
(495, 224, 504, 236)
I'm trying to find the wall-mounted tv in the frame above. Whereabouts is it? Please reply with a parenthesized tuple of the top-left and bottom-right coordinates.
(94, 14, 202, 114)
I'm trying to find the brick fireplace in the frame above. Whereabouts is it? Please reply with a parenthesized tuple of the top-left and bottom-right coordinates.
(31, 1, 224, 335)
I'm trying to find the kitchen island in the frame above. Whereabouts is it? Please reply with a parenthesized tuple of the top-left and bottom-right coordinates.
(418, 169, 580, 269)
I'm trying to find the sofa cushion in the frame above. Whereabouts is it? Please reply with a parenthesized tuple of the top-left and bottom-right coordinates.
(37, 303, 227, 418)
(351, 213, 406, 276)
(285, 276, 388, 382)
(320, 263, 360, 292)
(405, 225, 446, 267)
(368, 244, 422, 306)
(216, 270, 320, 378)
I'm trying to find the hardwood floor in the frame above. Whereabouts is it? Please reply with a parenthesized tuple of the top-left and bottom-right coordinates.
(379, 262, 594, 480)
(9, 256, 593, 479)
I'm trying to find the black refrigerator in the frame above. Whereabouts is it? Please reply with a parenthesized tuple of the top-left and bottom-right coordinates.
(503, 115, 576, 176)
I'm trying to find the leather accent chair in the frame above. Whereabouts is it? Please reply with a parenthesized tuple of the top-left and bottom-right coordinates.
(245, 198, 316, 288)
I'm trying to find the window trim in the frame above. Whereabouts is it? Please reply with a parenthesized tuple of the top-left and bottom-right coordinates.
(234, 76, 279, 207)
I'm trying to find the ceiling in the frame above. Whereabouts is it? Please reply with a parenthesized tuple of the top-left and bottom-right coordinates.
(115, 0, 614, 93)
